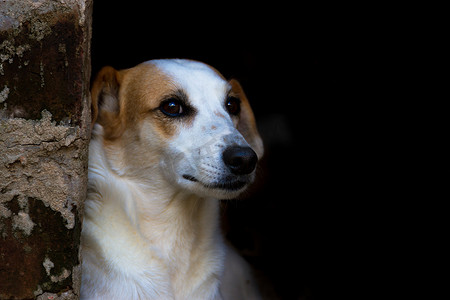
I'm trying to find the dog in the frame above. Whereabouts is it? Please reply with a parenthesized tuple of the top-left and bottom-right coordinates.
(80, 59, 264, 299)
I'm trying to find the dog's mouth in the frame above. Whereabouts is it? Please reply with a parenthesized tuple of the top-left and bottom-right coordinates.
(182, 174, 247, 191)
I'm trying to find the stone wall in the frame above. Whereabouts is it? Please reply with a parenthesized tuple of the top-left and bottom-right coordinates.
(0, 1, 92, 299)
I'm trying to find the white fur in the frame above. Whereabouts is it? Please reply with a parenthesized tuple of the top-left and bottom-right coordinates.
(81, 60, 262, 299)
(82, 131, 224, 299)
(152, 59, 253, 199)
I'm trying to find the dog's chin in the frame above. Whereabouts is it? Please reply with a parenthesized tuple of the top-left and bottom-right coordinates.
(179, 174, 250, 199)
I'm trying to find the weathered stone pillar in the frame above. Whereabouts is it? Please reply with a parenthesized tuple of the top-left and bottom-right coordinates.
(0, 0, 92, 299)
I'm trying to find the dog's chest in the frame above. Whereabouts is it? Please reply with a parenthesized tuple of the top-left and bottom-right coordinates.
(126, 192, 226, 298)
(138, 199, 226, 294)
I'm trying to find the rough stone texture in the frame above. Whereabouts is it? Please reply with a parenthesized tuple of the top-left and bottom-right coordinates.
(0, 0, 92, 299)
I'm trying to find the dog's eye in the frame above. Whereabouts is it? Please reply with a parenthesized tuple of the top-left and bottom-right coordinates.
(160, 99, 184, 117)
(226, 96, 241, 116)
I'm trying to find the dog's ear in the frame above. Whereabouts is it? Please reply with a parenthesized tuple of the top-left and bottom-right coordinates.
(91, 66, 120, 125)
(230, 79, 264, 158)
(91, 66, 125, 139)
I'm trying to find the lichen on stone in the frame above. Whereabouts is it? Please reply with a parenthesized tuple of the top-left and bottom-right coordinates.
(12, 211, 35, 235)
(0, 85, 9, 103)
(43, 256, 55, 276)
(0, 109, 87, 229)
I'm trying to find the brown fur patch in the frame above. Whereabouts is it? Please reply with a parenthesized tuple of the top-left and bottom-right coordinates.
(91, 63, 194, 141)
(91, 66, 126, 140)
(229, 79, 263, 157)
(214, 111, 226, 119)
(119, 64, 180, 139)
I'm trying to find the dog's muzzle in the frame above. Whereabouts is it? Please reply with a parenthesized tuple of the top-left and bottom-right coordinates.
(181, 145, 258, 191)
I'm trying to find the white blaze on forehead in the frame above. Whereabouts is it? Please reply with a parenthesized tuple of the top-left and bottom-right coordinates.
(147, 59, 242, 149)
(148, 59, 230, 110)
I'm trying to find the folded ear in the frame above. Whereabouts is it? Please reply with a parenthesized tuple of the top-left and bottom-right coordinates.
(90, 66, 124, 139)
(230, 79, 264, 159)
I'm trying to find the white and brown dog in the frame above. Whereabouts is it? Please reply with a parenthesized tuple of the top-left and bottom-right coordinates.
(80, 59, 264, 299)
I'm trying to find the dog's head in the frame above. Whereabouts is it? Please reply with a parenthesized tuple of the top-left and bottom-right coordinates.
(91, 59, 263, 199)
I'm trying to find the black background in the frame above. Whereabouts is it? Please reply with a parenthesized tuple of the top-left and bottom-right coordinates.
(91, 3, 367, 299)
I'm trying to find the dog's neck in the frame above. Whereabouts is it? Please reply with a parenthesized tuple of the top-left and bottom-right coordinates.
(87, 133, 225, 297)
(133, 178, 224, 271)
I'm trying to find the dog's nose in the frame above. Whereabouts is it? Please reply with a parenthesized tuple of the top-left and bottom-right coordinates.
(222, 146, 258, 175)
